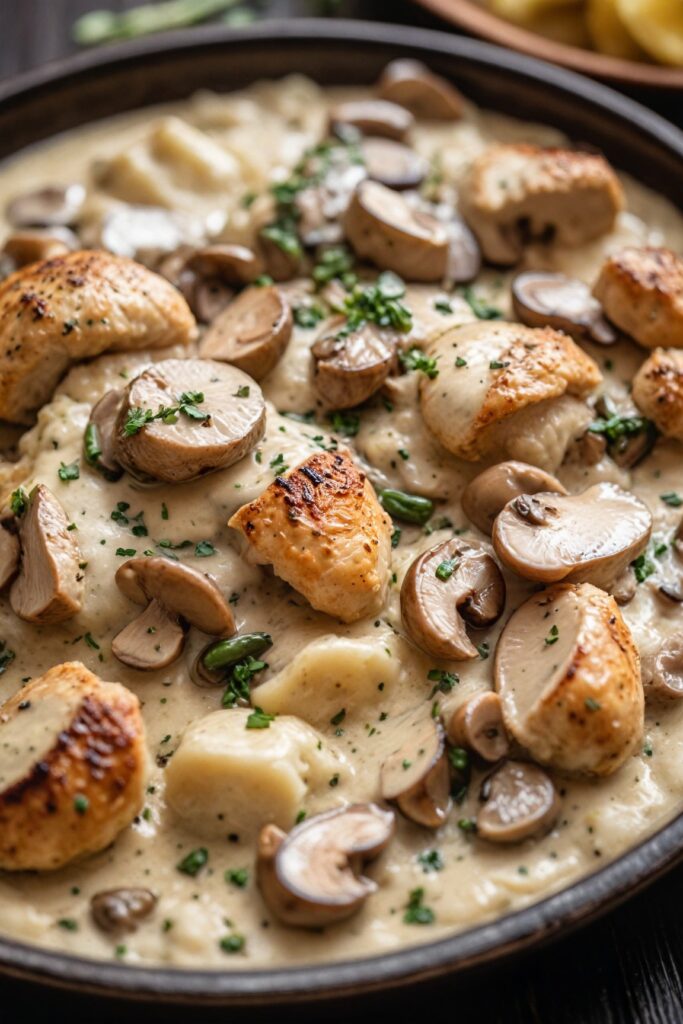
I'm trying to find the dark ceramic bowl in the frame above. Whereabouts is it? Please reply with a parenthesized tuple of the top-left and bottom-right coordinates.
(0, 19, 682, 1009)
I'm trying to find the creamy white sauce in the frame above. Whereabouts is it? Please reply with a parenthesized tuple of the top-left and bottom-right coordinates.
(0, 76, 682, 969)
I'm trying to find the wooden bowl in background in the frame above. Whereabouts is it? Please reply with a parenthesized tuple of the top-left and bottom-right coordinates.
(413, 0, 683, 88)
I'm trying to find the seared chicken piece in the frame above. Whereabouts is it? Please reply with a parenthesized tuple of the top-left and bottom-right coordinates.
(593, 247, 683, 349)
(0, 662, 147, 870)
(419, 321, 602, 466)
(0, 250, 196, 422)
(632, 348, 683, 442)
(461, 144, 624, 265)
(229, 450, 392, 623)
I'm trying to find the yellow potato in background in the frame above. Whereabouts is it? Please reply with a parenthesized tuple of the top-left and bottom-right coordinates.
(489, 0, 582, 24)
(525, 5, 592, 45)
(616, 0, 683, 65)
(587, 0, 646, 58)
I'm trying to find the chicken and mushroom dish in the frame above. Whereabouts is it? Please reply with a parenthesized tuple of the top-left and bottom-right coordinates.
(0, 65, 682, 969)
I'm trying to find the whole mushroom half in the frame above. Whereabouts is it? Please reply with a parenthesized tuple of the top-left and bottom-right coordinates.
(199, 285, 293, 381)
(0, 661, 146, 870)
(379, 706, 451, 827)
(462, 460, 567, 536)
(494, 582, 643, 776)
(447, 691, 509, 762)
(376, 59, 464, 121)
(401, 539, 506, 661)
(477, 760, 560, 843)
(10, 484, 84, 624)
(112, 557, 235, 671)
(114, 358, 265, 483)
(344, 181, 449, 283)
(257, 803, 395, 928)
(512, 271, 616, 345)
(492, 482, 652, 591)
(312, 320, 397, 409)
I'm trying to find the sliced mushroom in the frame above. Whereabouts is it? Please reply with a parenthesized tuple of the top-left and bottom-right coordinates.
(312, 320, 397, 409)
(6, 183, 85, 228)
(647, 633, 683, 701)
(329, 100, 414, 141)
(3, 227, 79, 267)
(85, 389, 124, 480)
(492, 482, 652, 590)
(256, 803, 395, 927)
(10, 485, 84, 624)
(512, 272, 616, 345)
(0, 661, 146, 870)
(112, 556, 235, 672)
(447, 692, 509, 762)
(380, 707, 451, 828)
(114, 358, 265, 483)
(377, 59, 464, 121)
(91, 888, 157, 934)
(494, 582, 643, 775)
(477, 760, 560, 843)
(401, 539, 506, 661)
(187, 244, 264, 285)
(344, 181, 449, 282)
(445, 214, 481, 284)
(199, 286, 292, 381)
(462, 461, 567, 536)
(258, 230, 303, 282)
(0, 519, 20, 590)
(360, 138, 428, 191)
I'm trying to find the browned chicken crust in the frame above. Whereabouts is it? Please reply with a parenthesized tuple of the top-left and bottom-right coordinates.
(593, 247, 683, 350)
(0, 662, 147, 870)
(229, 450, 392, 623)
(0, 250, 196, 422)
(632, 347, 683, 441)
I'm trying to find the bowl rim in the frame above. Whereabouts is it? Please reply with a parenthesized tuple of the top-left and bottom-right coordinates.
(412, 0, 683, 88)
(0, 18, 682, 1005)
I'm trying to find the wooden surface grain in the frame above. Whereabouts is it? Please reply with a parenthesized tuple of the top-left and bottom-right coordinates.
(1, 3, 682, 1022)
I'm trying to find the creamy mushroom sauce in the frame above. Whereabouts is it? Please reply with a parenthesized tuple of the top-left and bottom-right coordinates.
(0, 75, 682, 968)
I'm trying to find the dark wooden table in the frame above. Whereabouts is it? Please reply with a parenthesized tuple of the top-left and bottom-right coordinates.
(1, 3, 682, 1021)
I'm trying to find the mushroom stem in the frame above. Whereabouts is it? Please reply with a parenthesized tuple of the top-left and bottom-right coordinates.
(112, 599, 186, 671)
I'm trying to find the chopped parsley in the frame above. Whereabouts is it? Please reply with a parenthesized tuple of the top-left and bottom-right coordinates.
(489, 359, 510, 370)
(246, 707, 275, 730)
(403, 887, 435, 925)
(122, 391, 208, 436)
(73, 794, 89, 814)
(660, 492, 682, 508)
(312, 245, 355, 288)
(225, 868, 249, 888)
(222, 656, 268, 708)
(330, 708, 346, 726)
(269, 452, 288, 476)
(195, 541, 216, 558)
(455, 356, 468, 368)
(391, 527, 402, 548)
(544, 624, 559, 646)
(399, 346, 439, 379)
(219, 933, 245, 954)
(234, 385, 250, 398)
(427, 668, 459, 695)
(329, 410, 361, 436)
(176, 847, 208, 877)
(0, 642, 15, 676)
(58, 461, 80, 482)
(418, 849, 444, 873)
(585, 698, 601, 711)
(476, 642, 490, 660)
(462, 286, 502, 320)
(9, 488, 27, 516)
(434, 298, 453, 314)
(632, 552, 656, 584)
(435, 557, 458, 581)
(338, 272, 413, 338)
(293, 303, 326, 328)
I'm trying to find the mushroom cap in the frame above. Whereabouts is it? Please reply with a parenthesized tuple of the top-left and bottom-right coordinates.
(329, 100, 414, 141)
(419, 321, 602, 463)
(199, 285, 292, 381)
(492, 482, 652, 590)
(632, 347, 683, 443)
(6, 183, 85, 228)
(115, 556, 235, 636)
(114, 358, 265, 483)
(90, 888, 157, 935)
(312, 320, 397, 410)
(3, 227, 78, 268)
(592, 246, 683, 350)
(0, 661, 147, 870)
(112, 598, 187, 672)
(512, 271, 616, 345)
(360, 138, 428, 191)
(187, 244, 264, 285)
(10, 484, 84, 625)
(462, 460, 567, 536)
(0, 521, 20, 590)
(477, 760, 560, 843)
(257, 803, 395, 928)
(376, 59, 464, 121)
(379, 706, 451, 828)
(86, 388, 124, 480)
(447, 691, 509, 762)
(647, 633, 683, 702)
(344, 180, 449, 283)
(0, 250, 196, 423)
(401, 538, 506, 661)
(494, 582, 643, 776)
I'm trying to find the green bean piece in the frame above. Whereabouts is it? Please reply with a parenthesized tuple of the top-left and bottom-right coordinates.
(202, 632, 273, 673)
(378, 489, 434, 525)
(84, 423, 102, 466)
